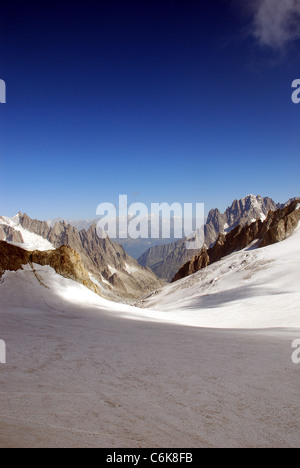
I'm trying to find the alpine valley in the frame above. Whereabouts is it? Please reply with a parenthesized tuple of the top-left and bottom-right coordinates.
(0, 194, 300, 448)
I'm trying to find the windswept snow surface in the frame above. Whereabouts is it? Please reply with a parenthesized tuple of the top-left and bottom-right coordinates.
(141, 224, 300, 329)
(0, 215, 54, 251)
(0, 230, 299, 447)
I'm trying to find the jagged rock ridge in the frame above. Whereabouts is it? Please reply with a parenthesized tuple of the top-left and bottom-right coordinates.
(172, 199, 300, 282)
(0, 242, 100, 295)
(0, 224, 24, 243)
(138, 195, 278, 281)
(0, 214, 164, 299)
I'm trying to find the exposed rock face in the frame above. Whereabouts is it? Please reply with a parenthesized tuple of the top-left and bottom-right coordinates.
(0, 225, 24, 243)
(49, 216, 178, 260)
(109, 273, 127, 291)
(138, 241, 189, 279)
(260, 201, 300, 247)
(18, 213, 50, 238)
(172, 199, 300, 282)
(0, 242, 100, 295)
(7, 214, 164, 299)
(138, 195, 278, 281)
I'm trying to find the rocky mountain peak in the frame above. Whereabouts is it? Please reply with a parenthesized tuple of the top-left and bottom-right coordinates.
(172, 199, 300, 282)
(0, 212, 163, 300)
(138, 194, 279, 281)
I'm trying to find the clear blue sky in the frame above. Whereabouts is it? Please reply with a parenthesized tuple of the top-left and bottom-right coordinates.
(0, 0, 299, 220)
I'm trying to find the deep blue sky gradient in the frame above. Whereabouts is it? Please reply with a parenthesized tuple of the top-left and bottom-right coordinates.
(0, 0, 299, 219)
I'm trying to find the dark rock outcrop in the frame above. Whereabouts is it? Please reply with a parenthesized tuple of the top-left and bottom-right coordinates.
(172, 199, 300, 282)
(0, 241, 100, 295)
(109, 273, 127, 292)
(11, 214, 164, 299)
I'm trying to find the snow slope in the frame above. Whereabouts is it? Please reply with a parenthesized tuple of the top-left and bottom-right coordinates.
(0, 215, 54, 251)
(139, 224, 300, 329)
(0, 227, 299, 447)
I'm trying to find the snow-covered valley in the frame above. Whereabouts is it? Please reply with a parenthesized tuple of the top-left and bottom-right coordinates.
(137, 225, 300, 329)
(0, 225, 299, 447)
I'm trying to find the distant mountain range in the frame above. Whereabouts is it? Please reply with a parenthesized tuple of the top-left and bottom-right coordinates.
(0, 214, 163, 300)
(1, 195, 298, 300)
(134, 199, 300, 336)
(48, 195, 282, 274)
(137, 195, 281, 281)
(48, 217, 180, 259)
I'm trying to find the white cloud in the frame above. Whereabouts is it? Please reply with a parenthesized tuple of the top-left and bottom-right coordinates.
(250, 0, 300, 50)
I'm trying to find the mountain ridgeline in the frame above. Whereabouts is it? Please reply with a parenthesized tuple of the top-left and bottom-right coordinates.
(137, 195, 279, 281)
(172, 199, 300, 282)
(1, 195, 298, 300)
(0, 214, 164, 299)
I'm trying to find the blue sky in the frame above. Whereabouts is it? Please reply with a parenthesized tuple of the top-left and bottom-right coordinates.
(0, 0, 300, 220)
